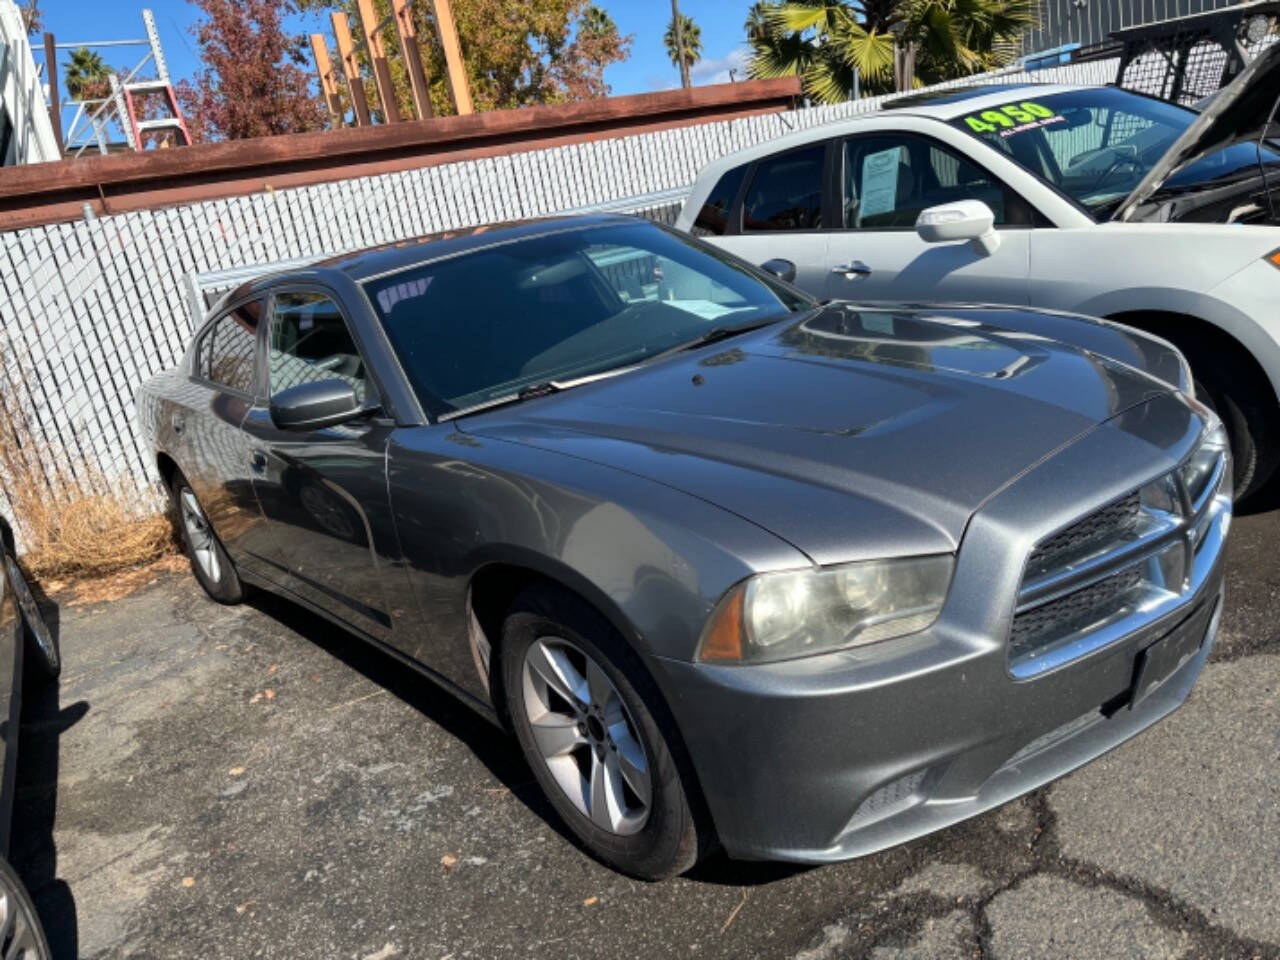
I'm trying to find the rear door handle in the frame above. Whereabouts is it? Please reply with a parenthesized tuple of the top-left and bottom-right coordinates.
(832, 261, 872, 280)
(250, 452, 267, 473)
(171, 413, 185, 434)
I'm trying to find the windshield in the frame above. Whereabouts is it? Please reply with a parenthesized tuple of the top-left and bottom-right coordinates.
(363, 221, 810, 416)
(950, 88, 1280, 219)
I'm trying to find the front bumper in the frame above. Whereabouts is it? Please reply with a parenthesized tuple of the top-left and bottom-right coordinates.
(650, 393, 1230, 862)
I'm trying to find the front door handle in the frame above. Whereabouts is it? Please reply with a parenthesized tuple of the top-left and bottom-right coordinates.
(250, 451, 267, 473)
(832, 261, 872, 280)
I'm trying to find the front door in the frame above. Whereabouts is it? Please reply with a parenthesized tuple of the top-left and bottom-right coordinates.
(244, 289, 402, 643)
(824, 133, 1033, 305)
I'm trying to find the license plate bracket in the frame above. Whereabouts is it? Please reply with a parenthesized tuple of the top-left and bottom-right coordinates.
(1129, 600, 1214, 708)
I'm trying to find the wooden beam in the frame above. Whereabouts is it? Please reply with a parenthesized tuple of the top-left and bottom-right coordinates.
(43, 32, 63, 155)
(357, 0, 401, 124)
(332, 12, 372, 127)
(431, 0, 473, 115)
(309, 34, 344, 128)
(0, 77, 803, 229)
(393, 0, 432, 120)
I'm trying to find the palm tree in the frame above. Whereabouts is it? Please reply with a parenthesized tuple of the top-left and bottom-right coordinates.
(902, 0, 1037, 82)
(63, 47, 112, 102)
(580, 5, 616, 38)
(748, 0, 1034, 101)
(748, 2, 897, 101)
(664, 11, 702, 84)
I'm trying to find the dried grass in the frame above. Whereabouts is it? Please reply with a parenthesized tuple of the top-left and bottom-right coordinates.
(0, 362, 176, 581)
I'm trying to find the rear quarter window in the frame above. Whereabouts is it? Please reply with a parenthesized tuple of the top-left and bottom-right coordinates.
(692, 165, 747, 236)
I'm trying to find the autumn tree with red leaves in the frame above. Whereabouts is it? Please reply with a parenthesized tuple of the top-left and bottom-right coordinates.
(176, 0, 326, 142)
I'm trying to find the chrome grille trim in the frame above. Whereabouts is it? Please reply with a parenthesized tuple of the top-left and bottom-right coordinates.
(1009, 442, 1229, 680)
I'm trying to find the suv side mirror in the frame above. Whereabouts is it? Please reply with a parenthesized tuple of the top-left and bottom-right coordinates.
(915, 200, 1001, 256)
(270, 379, 363, 431)
(760, 258, 797, 283)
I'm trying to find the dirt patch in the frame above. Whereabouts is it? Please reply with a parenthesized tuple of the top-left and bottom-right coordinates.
(41, 552, 186, 607)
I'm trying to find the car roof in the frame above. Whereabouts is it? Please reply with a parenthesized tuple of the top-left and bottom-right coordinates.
(878, 82, 1048, 112)
(221, 212, 641, 304)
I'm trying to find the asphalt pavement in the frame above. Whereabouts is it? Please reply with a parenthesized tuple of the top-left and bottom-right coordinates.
(12, 500, 1280, 959)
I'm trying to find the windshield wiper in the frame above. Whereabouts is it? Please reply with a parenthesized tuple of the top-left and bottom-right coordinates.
(439, 365, 640, 422)
(644, 318, 783, 366)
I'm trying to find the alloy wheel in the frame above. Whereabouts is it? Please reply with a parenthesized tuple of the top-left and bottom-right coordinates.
(0, 875, 45, 960)
(3, 556, 57, 673)
(179, 488, 221, 584)
(521, 637, 652, 836)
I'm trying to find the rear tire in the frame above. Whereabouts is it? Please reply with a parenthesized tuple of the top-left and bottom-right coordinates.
(0, 856, 52, 960)
(170, 470, 245, 604)
(500, 585, 707, 880)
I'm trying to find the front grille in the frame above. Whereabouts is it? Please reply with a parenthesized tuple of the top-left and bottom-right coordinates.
(1009, 441, 1228, 679)
(1010, 568, 1143, 661)
(1026, 492, 1141, 578)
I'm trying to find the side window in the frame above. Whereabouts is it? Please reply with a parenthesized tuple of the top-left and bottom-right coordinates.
(742, 144, 825, 232)
(201, 299, 262, 393)
(268, 292, 368, 404)
(692, 165, 747, 236)
(842, 135, 1015, 229)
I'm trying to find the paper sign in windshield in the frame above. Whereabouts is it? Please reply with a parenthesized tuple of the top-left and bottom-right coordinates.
(963, 101, 1065, 138)
(860, 147, 904, 218)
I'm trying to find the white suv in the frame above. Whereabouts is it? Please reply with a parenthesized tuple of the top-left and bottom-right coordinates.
(676, 44, 1280, 500)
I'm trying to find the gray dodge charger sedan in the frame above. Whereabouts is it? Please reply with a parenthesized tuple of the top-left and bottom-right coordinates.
(138, 214, 1231, 879)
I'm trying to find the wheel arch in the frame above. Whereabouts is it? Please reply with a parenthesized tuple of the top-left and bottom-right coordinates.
(1104, 309, 1279, 409)
(468, 555, 720, 852)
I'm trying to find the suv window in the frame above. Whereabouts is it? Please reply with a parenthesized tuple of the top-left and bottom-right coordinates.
(692, 165, 747, 236)
(842, 135, 1019, 229)
(742, 145, 825, 231)
(201, 300, 262, 393)
(268, 292, 368, 404)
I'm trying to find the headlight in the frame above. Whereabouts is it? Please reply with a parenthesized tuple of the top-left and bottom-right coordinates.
(1181, 418, 1230, 506)
(697, 555, 954, 664)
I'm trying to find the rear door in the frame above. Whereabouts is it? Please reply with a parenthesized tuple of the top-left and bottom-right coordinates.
(824, 132, 1034, 303)
(709, 142, 832, 290)
(181, 299, 287, 586)
(243, 288, 403, 643)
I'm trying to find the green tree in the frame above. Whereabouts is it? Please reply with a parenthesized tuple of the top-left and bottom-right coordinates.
(663, 12, 702, 79)
(747, 0, 1033, 101)
(63, 47, 112, 102)
(296, 0, 632, 119)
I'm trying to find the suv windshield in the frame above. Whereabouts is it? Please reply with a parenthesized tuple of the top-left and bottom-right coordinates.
(950, 87, 1280, 219)
(363, 221, 810, 416)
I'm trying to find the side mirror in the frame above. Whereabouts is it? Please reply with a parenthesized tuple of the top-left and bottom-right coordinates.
(269, 379, 363, 431)
(759, 258, 797, 283)
(915, 200, 1001, 256)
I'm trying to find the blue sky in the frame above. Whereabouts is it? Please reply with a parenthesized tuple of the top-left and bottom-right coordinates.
(36, 1, 754, 98)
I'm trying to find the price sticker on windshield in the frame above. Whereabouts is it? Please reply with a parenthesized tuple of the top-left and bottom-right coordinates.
(962, 101, 1064, 138)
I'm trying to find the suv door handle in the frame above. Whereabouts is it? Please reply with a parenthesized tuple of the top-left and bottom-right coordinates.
(171, 413, 185, 434)
(832, 261, 872, 280)
(250, 452, 267, 473)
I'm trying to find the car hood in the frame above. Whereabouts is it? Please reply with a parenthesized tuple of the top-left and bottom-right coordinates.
(1116, 40, 1280, 222)
(458, 306, 1174, 565)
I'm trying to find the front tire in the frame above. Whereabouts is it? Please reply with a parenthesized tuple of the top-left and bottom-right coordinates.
(501, 585, 707, 880)
(0, 857, 52, 960)
(1192, 354, 1277, 503)
(171, 471, 245, 604)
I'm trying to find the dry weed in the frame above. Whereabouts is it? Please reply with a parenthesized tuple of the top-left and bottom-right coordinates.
(0, 361, 175, 581)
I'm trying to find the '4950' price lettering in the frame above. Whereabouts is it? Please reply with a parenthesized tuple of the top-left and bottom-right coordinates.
(963, 101, 1057, 133)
